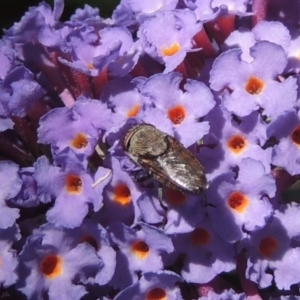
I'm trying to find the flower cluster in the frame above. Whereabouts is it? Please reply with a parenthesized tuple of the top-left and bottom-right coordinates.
(1, 0, 300, 299)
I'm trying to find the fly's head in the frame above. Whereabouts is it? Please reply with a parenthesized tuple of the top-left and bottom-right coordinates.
(124, 124, 168, 159)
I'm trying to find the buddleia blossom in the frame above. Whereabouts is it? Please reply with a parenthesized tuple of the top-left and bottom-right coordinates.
(139, 72, 215, 147)
(138, 10, 202, 73)
(114, 271, 183, 300)
(243, 204, 300, 290)
(163, 189, 206, 234)
(34, 154, 110, 228)
(207, 158, 276, 243)
(170, 215, 236, 283)
(201, 107, 271, 180)
(0, 161, 21, 229)
(67, 219, 117, 286)
(38, 97, 114, 159)
(1, 0, 300, 299)
(107, 222, 174, 289)
(16, 224, 102, 299)
(267, 111, 300, 176)
(210, 41, 297, 120)
(0, 225, 20, 287)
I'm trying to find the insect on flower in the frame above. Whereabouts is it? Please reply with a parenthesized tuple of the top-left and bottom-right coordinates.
(124, 123, 208, 194)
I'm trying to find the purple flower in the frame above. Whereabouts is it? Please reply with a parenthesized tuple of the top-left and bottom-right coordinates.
(287, 35, 300, 73)
(9, 166, 40, 207)
(200, 288, 247, 300)
(210, 41, 297, 120)
(118, 0, 178, 19)
(69, 4, 102, 24)
(16, 224, 102, 300)
(38, 97, 114, 159)
(5, 0, 63, 43)
(67, 219, 116, 286)
(102, 76, 150, 124)
(0, 161, 21, 229)
(267, 111, 300, 176)
(34, 155, 109, 228)
(93, 157, 142, 226)
(163, 189, 206, 234)
(107, 222, 173, 289)
(183, 0, 220, 22)
(0, 38, 16, 80)
(212, 0, 250, 15)
(58, 26, 140, 77)
(0, 225, 20, 287)
(139, 72, 215, 147)
(243, 204, 300, 289)
(137, 190, 165, 224)
(185, 0, 250, 22)
(225, 21, 291, 62)
(201, 107, 271, 180)
(207, 158, 275, 242)
(170, 215, 236, 283)
(0, 66, 45, 118)
(114, 271, 183, 300)
(138, 10, 202, 73)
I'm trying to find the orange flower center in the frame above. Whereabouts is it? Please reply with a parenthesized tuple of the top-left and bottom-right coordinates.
(259, 236, 278, 258)
(168, 105, 186, 125)
(166, 189, 186, 205)
(227, 191, 249, 213)
(146, 288, 167, 300)
(66, 175, 83, 194)
(113, 184, 131, 205)
(245, 76, 265, 95)
(161, 43, 180, 56)
(291, 126, 300, 146)
(131, 240, 149, 259)
(40, 255, 62, 279)
(71, 133, 88, 149)
(127, 104, 140, 118)
(190, 228, 211, 246)
(227, 135, 247, 154)
(80, 235, 98, 251)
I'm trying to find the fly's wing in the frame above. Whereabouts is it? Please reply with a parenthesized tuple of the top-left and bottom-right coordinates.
(137, 135, 207, 194)
(159, 136, 207, 193)
(137, 155, 184, 193)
